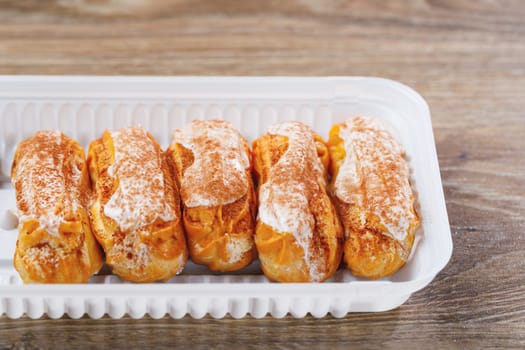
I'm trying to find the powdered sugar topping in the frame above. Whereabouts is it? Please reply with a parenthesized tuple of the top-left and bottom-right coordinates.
(225, 234, 253, 264)
(257, 122, 326, 281)
(173, 119, 251, 208)
(12, 130, 84, 236)
(106, 229, 151, 272)
(334, 116, 416, 242)
(104, 126, 176, 232)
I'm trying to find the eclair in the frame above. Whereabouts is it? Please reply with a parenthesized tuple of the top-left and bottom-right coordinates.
(88, 125, 187, 282)
(327, 117, 420, 279)
(166, 120, 257, 272)
(252, 121, 343, 282)
(11, 131, 103, 283)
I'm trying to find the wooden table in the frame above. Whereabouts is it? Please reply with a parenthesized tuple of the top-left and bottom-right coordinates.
(1, 1, 524, 348)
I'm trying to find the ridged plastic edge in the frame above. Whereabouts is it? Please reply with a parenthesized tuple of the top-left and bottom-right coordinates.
(0, 293, 412, 319)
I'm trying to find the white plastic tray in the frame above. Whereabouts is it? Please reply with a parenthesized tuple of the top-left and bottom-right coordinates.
(0, 76, 452, 319)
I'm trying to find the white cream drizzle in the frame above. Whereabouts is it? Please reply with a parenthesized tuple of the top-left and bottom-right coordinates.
(334, 117, 415, 242)
(257, 122, 326, 282)
(103, 126, 176, 233)
(172, 120, 251, 208)
(13, 130, 82, 236)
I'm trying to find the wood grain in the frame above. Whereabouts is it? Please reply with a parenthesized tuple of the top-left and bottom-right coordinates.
(1, 0, 524, 349)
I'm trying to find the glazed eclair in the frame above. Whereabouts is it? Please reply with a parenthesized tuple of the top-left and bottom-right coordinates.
(11, 131, 103, 283)
(88, 125, 188, 282)
(252, 121, 343, 282)
(166, 120, 257, 272)
(327, 117, 420, 279)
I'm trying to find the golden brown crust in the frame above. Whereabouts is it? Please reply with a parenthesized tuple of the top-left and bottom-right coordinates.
(327, 117, 420, 279)
(336, 201, 416, 279)
(11, 131, 103, 283)
(166, 120, 257, 272)
(88, 126, 188, 282)
(252, 122, 343, 282)
(181, 193, 257, 272)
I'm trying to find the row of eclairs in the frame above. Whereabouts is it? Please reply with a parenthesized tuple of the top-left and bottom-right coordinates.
(10, 117, 420, 283)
